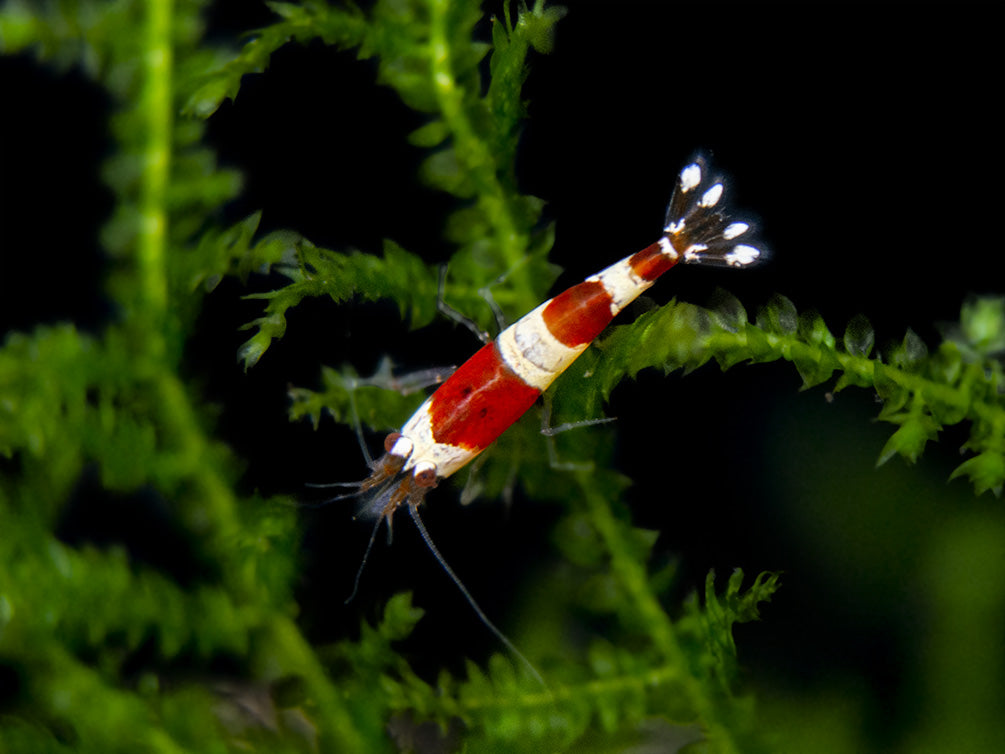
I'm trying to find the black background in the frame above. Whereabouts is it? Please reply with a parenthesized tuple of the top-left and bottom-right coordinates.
(2, 1, 1003, 747)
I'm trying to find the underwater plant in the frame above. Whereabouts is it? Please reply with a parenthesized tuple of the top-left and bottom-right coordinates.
(1, 1, 1002, 752)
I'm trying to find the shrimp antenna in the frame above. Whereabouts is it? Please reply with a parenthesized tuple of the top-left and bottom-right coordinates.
(407, 504, 548, 690)
(278, 485, 364, 510)
(345, 513, 384, 605)
(345, 385, 373, 467)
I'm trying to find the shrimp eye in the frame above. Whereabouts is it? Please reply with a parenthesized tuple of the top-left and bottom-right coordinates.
(384, 432, 403, 452)
(413, 462, 438, 488)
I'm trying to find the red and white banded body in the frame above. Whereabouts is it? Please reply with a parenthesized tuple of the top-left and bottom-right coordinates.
(358, 157, 764, 520)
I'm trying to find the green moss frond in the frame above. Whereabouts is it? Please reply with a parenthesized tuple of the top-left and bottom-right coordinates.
(568, 292, 1005, 496)
(197, 0, 564, 366)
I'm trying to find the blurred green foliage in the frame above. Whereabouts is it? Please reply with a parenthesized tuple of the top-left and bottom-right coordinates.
(1, 1, 1002, 753)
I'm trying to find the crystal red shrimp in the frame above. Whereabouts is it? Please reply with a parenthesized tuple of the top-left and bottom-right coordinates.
(356, 156, 764, 520)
